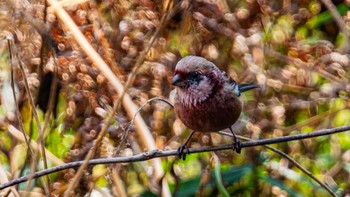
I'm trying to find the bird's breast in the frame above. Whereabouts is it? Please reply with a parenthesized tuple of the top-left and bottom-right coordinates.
(174, 91, 242, 132)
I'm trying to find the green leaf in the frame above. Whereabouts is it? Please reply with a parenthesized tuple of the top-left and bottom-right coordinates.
(307, 4, 350, 29)
(213, 155, 230, 197)
(168, 164, 253, 196)
(260, 176, 303, 197)
(333, 109, 350, 127)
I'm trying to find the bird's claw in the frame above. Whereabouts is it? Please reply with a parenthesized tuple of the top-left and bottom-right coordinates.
(177, 144, 190, 160)
(233, 137, 241, 154)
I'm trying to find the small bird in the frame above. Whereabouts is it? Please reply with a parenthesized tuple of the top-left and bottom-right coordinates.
(172, 56, 258, 160)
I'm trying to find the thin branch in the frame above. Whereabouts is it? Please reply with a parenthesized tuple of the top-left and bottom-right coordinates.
(42, 46, 59, 141)
(231, 134, 338, 197)
(46, 0, 182, 195)
(319, 0, 348, 37)
(0, 156, 20, 197)
(279, 109, 339, 133)
(263, 143, 337, 196)
(7, 37, 32, 154)
(111, 167, 127, 197)
(115, 97, 173, 154)
(264, 47, 345, 84)
(45, 1, 178, 195)
(6, 36, 50, 196)
(1, 124, 350, 190)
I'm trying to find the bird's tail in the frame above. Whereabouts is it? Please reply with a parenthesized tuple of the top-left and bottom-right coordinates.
(238, 84, 258, 93)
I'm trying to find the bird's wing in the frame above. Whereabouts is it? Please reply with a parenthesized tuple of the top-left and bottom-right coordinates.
(228, 79, 241, 97)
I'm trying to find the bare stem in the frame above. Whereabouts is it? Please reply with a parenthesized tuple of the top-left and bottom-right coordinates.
(1, 124, 349, 191)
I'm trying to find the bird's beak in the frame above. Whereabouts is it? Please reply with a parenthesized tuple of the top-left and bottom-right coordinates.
(238, 84, 259, 93)
(172, 74, 186, 87)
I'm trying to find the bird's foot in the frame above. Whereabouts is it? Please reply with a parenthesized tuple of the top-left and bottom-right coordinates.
(229, 127, 242, 154)
(233, 136, 241, 154)
(177, 144, 190, 160)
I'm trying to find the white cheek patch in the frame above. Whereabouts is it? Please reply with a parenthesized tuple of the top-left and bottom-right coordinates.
(194, 77, 212, 98)
(178, 77, 213, 107)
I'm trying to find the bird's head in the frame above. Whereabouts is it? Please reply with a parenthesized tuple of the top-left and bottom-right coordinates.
(172, 56, 225, 105)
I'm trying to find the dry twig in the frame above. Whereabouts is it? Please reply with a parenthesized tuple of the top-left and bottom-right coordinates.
(1, 124, 349, 192)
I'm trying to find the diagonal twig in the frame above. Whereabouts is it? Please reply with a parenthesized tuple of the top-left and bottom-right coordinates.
(7, 37, 32, 154)
(6, 36, 50, 196)
(45, 0, 181, 196)
(221, 133, 338, 197)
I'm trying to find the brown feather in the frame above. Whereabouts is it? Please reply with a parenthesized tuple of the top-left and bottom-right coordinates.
(173, 56, 244, 132)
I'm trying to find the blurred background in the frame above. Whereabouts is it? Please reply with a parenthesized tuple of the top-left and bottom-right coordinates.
(0, 0, 350, 196)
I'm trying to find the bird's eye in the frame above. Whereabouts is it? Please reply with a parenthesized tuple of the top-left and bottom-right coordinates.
(188, 71, 200, 81)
